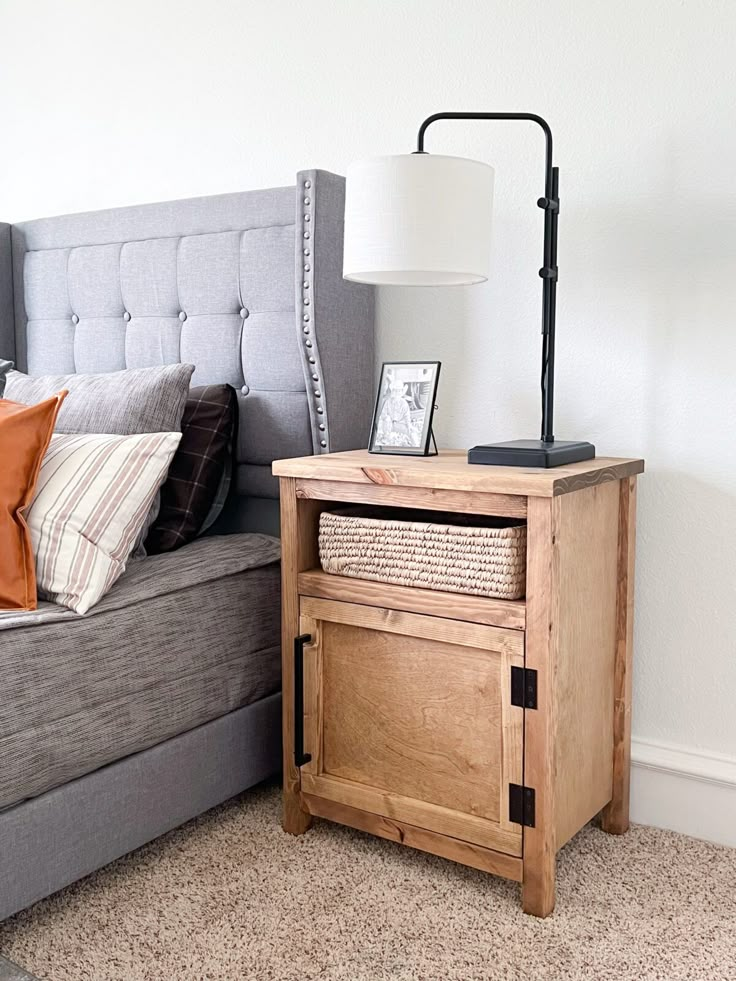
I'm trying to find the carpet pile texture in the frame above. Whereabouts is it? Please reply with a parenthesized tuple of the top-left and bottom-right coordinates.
(1, 781, 734, 980)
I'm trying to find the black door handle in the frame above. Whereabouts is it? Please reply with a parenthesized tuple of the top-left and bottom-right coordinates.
(294, 633, 312, 767)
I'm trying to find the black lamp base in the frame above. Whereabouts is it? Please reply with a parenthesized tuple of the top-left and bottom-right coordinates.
(468, 439, 596, 468)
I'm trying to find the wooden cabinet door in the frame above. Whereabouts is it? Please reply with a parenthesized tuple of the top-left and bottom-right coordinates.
(297, 596, 524, 858)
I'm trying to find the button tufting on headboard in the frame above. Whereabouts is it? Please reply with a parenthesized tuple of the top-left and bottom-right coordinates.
(4, 173, 375, 507)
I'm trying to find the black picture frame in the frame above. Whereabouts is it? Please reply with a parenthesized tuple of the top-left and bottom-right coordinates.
(368, 361, 441, 456)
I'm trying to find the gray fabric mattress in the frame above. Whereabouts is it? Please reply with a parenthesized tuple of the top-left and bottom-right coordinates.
(0, 534, 281, 812)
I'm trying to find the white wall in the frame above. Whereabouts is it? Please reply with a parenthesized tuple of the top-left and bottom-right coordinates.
(2, 0, 735, 839)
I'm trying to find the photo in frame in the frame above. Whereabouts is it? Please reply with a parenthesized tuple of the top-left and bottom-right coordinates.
(368, 361, 441, 456)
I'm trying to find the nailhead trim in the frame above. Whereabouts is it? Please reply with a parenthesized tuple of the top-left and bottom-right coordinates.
(300, 174, 329, 453)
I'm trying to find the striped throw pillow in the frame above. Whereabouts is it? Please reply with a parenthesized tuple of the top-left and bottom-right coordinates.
(27, 431, 181, 614)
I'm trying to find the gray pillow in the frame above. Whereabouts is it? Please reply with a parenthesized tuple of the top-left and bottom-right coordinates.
(5, 364, 195, 434)
(0, 359, 13, 397)
(6, 363, 196, 557)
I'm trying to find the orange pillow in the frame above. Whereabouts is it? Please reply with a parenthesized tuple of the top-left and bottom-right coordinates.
(0, 391, 67, 611)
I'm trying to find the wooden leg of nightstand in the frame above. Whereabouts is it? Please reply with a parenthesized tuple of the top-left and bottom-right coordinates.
(601, 477, 637, 836)
(522, 848, 556, 918)
(283, 783, 311, 835)
(280, 477, 312, 836)
(522, 496, 557, 918)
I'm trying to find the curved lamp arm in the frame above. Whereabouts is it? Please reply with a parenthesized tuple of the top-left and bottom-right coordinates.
(417, 112, 554, 197)
(415, 112, 559, 444)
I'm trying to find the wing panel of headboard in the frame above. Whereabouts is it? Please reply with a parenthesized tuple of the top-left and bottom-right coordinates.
(0, 223, 13, 363)
(1, 172, 374, 521)
(294, 169, 375, 460)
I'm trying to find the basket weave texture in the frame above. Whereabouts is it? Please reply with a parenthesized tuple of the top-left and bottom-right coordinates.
(319, 510, 527, 600)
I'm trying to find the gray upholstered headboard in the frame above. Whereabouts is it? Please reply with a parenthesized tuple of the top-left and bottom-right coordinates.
(0, 170, 374, 530)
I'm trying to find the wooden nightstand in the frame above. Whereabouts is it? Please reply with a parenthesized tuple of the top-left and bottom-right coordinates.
(273, 450, 644, 917)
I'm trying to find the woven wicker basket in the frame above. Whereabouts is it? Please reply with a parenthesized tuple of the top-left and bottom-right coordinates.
(319, 509, 527, 600)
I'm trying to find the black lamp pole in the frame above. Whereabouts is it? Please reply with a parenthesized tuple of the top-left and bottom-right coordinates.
(416, 112, 594, 468)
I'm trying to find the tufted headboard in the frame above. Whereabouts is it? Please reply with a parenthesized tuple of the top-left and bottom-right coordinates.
(0, 170, 374, 531)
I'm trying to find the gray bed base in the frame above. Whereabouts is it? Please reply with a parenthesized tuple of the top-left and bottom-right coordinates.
(0, 695, 281, 922)
(0, 171, 374, 921)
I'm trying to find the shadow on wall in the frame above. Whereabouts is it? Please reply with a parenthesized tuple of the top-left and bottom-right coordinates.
(375, 278, 542, 448)
(375, 284, 474, 443)
(634, 469, 736, 756)
(560, 164, 736, 760)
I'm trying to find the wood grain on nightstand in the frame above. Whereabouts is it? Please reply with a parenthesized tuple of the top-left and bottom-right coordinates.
(275, 450, 643, 917)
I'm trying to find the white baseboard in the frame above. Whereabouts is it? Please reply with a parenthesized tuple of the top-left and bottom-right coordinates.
(630, 738, 736, 847)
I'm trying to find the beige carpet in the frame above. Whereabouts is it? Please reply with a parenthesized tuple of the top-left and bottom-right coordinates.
(1, 781, 735, 981)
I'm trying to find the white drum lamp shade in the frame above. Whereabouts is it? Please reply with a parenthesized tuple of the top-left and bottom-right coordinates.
(343, 154, 494, 286)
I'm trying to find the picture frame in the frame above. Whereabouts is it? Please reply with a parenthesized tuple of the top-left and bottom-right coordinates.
(368, 361, 441, 456)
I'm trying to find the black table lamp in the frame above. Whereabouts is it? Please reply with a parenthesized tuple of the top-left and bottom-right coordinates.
(342, 111, 595, 468)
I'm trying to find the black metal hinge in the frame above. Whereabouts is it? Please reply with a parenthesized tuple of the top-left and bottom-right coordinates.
(509, 784, 536, 828)
(511, 666, 537, 710)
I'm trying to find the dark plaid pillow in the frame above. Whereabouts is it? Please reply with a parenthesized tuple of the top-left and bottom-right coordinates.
(145, 384, 237, 554)
(0, 359, 14, 397)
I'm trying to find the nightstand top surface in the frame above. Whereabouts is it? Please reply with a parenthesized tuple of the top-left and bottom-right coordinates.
(273, 449, 644, 498)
